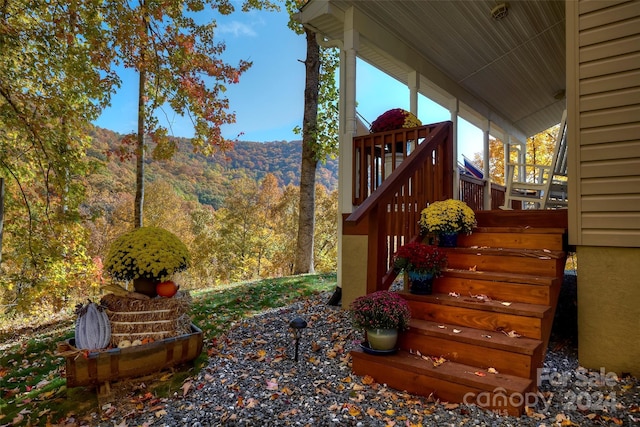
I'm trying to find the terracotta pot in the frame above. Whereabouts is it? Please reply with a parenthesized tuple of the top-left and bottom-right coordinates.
(132, 277, 159, 297)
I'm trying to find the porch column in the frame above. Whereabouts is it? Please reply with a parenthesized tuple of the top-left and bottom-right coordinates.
(408, 70, 420, 154)
(408, 70, 419, 116)
(483, 119, 492, 210)
(450, 98, 460, 200)
(338, 7, 366, 307)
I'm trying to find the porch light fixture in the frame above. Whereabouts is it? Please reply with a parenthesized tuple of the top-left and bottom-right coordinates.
(491, 2, 509, 20)
(289, 317, 307, 362)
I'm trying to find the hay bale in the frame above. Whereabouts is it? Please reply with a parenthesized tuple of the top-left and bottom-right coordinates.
(101, 292, 192, 347)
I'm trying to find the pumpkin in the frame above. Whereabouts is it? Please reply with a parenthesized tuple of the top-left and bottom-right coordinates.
(156, 280, 178, 298)
(74, 300, 111, 350)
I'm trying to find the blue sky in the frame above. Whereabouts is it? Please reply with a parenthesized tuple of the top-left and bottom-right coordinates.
(93, 6, 483, 161)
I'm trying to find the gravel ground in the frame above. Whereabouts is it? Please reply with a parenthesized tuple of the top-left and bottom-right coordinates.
(97, 277, 639, 427)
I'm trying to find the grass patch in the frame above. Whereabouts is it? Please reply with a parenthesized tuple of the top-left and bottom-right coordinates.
(0, 273, 336, 426)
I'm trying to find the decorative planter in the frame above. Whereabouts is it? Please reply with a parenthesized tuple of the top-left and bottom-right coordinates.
(408, 271, 434, 295)
(439, 232, 458, 247)
(60, 324, 203, 389)
(366, 328, 398, 351)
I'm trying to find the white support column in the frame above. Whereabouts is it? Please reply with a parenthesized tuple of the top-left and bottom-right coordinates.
(449, 98, 460, 199)
(337, 7, 359, 294)
(483, 119, 492, 210)
(408, 70, 419, 116)
(504, 135, 511, 183)
(408, 70, 420, 154)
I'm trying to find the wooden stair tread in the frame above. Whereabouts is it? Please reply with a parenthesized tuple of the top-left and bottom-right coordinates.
(408, 319, 542, 355)
(403, 292, 551, 319)
(471, 226, 566, 234)
(444, 247, 566, 259)
(351, 347, 532, 394)
(441, 268, 559, 286)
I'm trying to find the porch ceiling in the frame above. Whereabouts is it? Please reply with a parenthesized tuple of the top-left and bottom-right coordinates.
(299, 0, 566, 139)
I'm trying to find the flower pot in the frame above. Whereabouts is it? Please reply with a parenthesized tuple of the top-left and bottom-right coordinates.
(439, 232, 458, 247)
(133, 277, 160, 297)
(366, 328, 398, 351)
(408, 271, 434, 295)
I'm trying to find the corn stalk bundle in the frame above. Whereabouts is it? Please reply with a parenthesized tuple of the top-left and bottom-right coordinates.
(101, 292, 192, 347)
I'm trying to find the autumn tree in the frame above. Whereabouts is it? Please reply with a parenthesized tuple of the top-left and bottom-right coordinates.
(0, 0, 117, 312)
(286, 0, 339, 274)
(104, 0, 277, 227)
(313, 185, 338, 273)
(472, 123, 561, 185)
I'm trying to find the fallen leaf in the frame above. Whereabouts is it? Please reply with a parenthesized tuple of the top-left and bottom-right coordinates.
(385, 409, 396, 415)
(437, 325, 446, 329)
(470, 293, 491, 301)
(500, 302, 512, 306)
(469, 265, 477, 271)
(525, 405, 546, 420)
(432, 356, 447, 367)
(481, 334, 492, 339)
(448, 292, 460, 297)
(443, 402, 459, 410)
(473, 371, 486, 377)
(181, 381, 192, 397)
(503, 330, 521, 338)
(266, 379, 278, 390)
(348, 405, 361, 416)
(453, 329, 462, 334)
(487, 367, 499, 374)
(362, 375, 374, 385)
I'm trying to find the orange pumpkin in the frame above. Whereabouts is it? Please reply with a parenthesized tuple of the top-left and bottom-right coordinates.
(156, 281, 178, 298)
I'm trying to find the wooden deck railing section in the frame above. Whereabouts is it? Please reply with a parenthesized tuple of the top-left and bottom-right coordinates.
(459, 175, 514, 210)
(346, 122, 454, 294)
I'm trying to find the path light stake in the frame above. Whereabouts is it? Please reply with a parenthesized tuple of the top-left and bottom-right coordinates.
(289, 317, 307, 362)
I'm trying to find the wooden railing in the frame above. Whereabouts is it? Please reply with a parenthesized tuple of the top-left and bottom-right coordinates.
(347, 122, 454, 294)
(459, 175, 512, 210)
(352, 125, 442, 206)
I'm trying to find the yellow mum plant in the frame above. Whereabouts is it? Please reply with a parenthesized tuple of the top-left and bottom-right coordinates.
(419, 199, 476, 235)
(104, 227, 190, 282)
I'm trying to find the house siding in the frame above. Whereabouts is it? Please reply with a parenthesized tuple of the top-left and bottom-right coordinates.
(573, 0, 640, 247)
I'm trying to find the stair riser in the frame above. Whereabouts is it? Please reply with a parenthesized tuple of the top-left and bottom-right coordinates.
(407, 301, 544, 340)
(445, 252, 564, 277)
(474, 210, 568, 229)
(399, 332, 541, 379)
(458, 233, 564, 251)
(435, 277, 551, 305)
(352, 352, 527, 416)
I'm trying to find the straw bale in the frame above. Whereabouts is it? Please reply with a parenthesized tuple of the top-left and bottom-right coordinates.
(101, 291, 192, 346)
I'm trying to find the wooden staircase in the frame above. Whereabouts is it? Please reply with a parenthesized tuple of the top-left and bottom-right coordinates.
(351, 210, 568, 416)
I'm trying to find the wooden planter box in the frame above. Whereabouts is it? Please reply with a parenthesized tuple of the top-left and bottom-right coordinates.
(61, 324, 203, 388)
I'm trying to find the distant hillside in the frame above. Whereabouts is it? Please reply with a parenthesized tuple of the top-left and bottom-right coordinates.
(87, 127, 338, 209)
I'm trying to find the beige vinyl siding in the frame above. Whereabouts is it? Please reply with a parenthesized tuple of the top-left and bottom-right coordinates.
(575, 0, 640, 247)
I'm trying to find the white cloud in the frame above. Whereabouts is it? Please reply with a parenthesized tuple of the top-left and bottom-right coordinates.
(217, 21, 257, 37)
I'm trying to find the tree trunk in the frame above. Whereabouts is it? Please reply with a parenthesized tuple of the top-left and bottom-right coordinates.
(293, 29, 320, 275)
(0, 177, 4, 265)
(134, 68, 146, 229)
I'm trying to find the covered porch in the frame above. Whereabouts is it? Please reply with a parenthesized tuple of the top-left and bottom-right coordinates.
(297, 0, 640, 400)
